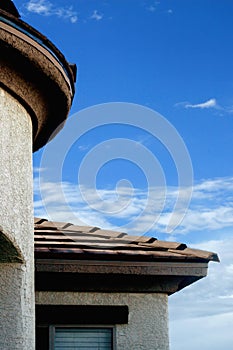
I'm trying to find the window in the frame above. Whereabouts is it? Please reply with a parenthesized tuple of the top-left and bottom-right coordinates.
(50, 326, 114, 350)
(36, 305, 128, 350)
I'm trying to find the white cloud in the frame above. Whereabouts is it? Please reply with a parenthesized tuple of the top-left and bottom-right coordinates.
(34, 173, 233, 236)
(147, 5, 156, 12)
(167, 177, 233, 234)
(78, 145, 90, 151)
(169, 238, 233, 350)
(146, 1, 160, 12)
(175, 98, 233, 115)
(185, 98, 217, 109)
(90, 10, 103, 21)
(25, 0, 51, 15)
(146, 2, 173, 15)
(24, 0, 78, 23)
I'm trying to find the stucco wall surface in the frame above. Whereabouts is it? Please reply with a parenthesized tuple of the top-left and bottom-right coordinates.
(0, 88, 35, 349)
(36, 291, 170, 350)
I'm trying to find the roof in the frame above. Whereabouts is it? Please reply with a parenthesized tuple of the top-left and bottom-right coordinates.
(34, 218, 219, 263)
(35, 218, 219, 294)
(0, 1, 76, 151)
(0, 0, 20, 18)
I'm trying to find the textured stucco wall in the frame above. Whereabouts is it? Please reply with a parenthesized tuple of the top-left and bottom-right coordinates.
(36, 291, 169, 350)
(0, 88, 35, 349)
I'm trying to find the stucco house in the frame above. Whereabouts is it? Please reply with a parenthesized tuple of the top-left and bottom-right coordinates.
(0, 1, 219, 349)
(34, 218, 218, 350)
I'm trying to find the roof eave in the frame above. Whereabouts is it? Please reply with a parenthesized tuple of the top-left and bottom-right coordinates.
(35, 258, 209, 295)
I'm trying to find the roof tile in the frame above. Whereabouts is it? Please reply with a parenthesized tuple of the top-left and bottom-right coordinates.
(34, 218, 219, 262)
(62, 225, 99, 233)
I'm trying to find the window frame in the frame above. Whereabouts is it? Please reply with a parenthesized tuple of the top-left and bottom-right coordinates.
(49, 324, 116, 350)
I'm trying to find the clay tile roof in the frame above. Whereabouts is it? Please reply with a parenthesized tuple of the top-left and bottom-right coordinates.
(34, 218, 219, 263)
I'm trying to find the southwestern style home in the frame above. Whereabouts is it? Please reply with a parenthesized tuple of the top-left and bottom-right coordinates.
(0, 1, 219, 349)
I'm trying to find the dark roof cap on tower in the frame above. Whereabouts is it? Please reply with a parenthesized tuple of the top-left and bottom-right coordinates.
(0, 0, 76, 151)
(0, 0, 20, 18)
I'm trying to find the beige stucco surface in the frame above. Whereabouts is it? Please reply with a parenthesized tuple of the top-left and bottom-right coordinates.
(0, 88, 35, 349)
(36, 291, 170, 350)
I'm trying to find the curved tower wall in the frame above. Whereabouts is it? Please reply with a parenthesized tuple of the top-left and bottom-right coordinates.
(0, 88, 34, 349)
(0, 2, 76, 348)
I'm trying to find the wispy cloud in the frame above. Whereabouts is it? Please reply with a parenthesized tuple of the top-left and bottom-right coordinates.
(147, 5, 157, 12)
(175, 97, 233, 114)
(90, 10, 103, 21)
(146, 1, 160, 12)
(175, 98, 217, 110)
(185, 98, 217, 109)
(146, 2, 173, 15)
(24, 0, 78, 23)
(34, 173, 233, 236)
(78, 144, 90, 152)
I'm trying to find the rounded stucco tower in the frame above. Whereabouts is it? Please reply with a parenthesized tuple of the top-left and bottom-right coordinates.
(0, 1, 76, 348)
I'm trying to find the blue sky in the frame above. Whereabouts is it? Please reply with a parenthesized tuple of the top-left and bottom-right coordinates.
(15, 0, 233, 349)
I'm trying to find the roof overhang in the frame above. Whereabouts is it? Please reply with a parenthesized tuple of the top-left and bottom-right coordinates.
(34, 218, 219, 295)
(35, 258, 209, 295)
